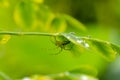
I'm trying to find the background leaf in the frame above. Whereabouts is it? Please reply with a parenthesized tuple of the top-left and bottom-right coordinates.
(14, 1, 36, 31)
(63, 14, 86, 33)
(48, 15, 67, 33)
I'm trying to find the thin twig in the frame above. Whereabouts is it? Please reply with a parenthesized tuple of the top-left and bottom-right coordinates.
(0, 31, 59, 36)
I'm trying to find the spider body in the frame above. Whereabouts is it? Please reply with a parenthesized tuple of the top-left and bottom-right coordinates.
(51, 36, 72, 55)
(55, 40, 70, 49)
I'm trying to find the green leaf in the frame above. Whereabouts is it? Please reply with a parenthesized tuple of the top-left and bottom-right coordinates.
(63, 14, 86, 33)
(110, 43, 120, 55)
(83, 38, 117, 61)
(48, 16, 67, 33)
(36, 4, 55, 31)
(14, 1, 36, 30)
(37, 4, 54, 23)
(0, 31, 120, 78)
(60, 32, 120, 61)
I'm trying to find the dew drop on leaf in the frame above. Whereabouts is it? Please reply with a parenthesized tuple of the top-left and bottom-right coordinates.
(77, 39, 83, 44)
(84, 43, 89, 48)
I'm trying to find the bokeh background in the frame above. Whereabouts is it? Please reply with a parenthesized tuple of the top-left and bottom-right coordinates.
(0, 0, 120, 80)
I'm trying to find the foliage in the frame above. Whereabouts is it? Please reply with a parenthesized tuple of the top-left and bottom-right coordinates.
(0, 0, 120, 80)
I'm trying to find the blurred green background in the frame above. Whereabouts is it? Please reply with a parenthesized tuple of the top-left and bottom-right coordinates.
(0, 0, 120, 80)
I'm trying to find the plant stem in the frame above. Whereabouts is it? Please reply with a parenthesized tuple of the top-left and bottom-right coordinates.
(0, 31, 58, 36)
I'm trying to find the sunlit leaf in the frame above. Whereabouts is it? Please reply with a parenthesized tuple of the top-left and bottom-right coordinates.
(110, 43, 120, 55)
(59, 32, 120, 61)
(14, 1, 36, 30)
(48, 16, 67, 33)
(0, 0, 119, 79)
(63, 14, 86, 33)
(36, 4, 55, 32)
(0, 31, 119, 79)
(83, 38, 117, 61)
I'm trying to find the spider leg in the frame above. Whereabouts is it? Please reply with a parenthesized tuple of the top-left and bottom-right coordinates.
(50, 36, 57, 44)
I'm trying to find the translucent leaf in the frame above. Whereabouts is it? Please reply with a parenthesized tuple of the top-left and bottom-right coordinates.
(110, 43, 120, 55)
(36, 4, 55, 31)
(59, 32, 120, 61)
(51, 33, 86, 56)
(63, 14, 86, 33)
(48, 16, 67, 33)
(1, 31, 120, 78)
(14, 1, 36, 30)
(60, 33, 88, 49)
(83, 38, 117, 61)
